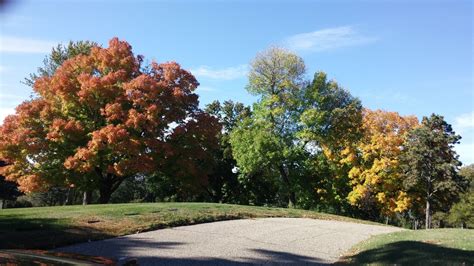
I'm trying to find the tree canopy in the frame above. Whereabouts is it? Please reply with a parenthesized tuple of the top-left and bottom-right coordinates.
(0, 38, 220, 203)
(347, 109, 419, 219)
(231, 47, 307, 207)
(24, 40, 97, 87)
(400, 114, 463, 228)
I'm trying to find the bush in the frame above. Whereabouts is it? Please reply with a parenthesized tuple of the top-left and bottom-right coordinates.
(4, 196, 33, 208)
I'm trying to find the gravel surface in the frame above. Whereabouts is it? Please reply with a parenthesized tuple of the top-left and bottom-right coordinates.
(57, 218, 403, 265)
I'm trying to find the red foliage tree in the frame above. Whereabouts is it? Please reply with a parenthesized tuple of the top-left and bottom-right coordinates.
(0, 38, 220, 203)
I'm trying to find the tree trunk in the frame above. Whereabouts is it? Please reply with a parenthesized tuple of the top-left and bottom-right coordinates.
(95, 169, 124, 204)
(425, 199, 431, 229)
(98, 188, 112, 204)
(0, 199, 4, 209)
(82, 191, 92, 205)
(278, 165, 296, 208)
(288, 191, 296, 208)
(98, 174, 121, 204)
(64, 187, 71, 205)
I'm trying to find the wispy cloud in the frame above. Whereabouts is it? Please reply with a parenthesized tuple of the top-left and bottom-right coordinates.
(284, 26, 377, 52)
(0, 36, 56, 54)
(191, 65, 248, 80)
(0, 92, 26, 101)
(454, 112, 474, 131)
(0, 86, 28, 124)
(455, 142, 474, 165)
(358, 88, 416, 106)
(1, 15, 33, 28)
(196, 86, 217, 92)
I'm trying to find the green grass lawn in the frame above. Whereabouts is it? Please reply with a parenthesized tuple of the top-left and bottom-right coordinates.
(0, 202, 376, 249)
(340, 228, 474, 265)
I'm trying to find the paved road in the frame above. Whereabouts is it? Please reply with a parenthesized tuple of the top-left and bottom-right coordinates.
(58, 218, 403, 265)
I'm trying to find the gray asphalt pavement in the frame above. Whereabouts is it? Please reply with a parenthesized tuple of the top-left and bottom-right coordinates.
(57, 218, 403, 265)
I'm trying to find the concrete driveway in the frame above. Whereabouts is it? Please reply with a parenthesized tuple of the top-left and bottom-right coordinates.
(57, 218, 403, 265)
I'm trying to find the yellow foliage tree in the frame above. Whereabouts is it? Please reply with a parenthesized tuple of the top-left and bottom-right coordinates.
(347, 109, 419, 217)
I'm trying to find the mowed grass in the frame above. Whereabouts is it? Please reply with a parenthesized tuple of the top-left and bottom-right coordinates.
(0, 202, 378, 249)
(340, 228, 474, 265)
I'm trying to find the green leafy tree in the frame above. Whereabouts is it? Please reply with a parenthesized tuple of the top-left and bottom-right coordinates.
(401, 114, 463, 229)
(205, 100, 251, 203)
(231, 47, 306, 207)
(448, 164, 474, 228)
(298, 72, 363, 213)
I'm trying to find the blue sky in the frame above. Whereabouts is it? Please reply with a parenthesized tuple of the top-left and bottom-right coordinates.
(0, 0, 473, 164)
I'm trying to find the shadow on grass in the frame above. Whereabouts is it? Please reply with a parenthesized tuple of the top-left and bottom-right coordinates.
(341, 241, 474, 265)
(0, 213, 254, 250)
(0, 217, 113, 249)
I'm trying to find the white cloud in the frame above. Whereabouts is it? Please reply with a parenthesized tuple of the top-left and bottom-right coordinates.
(455, 142, 474, 166)
(454, 112, 474, 131)
(0, 36, 56, 54)
(0, 87, 27, 124)
(284, 26, 378, 52)
(196, 86, 217, 92)
(191, 65, 248, 80)
(0, 92, 25, 101)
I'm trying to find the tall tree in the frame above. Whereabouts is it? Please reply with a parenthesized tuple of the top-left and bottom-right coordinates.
(231, 47, 306, 207)
(0, 38, 219, 204)
(298, 72, 363, 212)
(347, 109, 419, 219)
(204, 100, 251, 203)
(400, 114, 462, 229)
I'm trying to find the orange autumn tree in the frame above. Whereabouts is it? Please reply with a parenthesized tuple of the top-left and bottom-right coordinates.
(347, 109, 419, 218)
(0, 38, 220, 203)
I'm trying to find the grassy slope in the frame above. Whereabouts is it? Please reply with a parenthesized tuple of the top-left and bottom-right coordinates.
(0, 202, 378, 249)
(340, 229, 474, 265)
